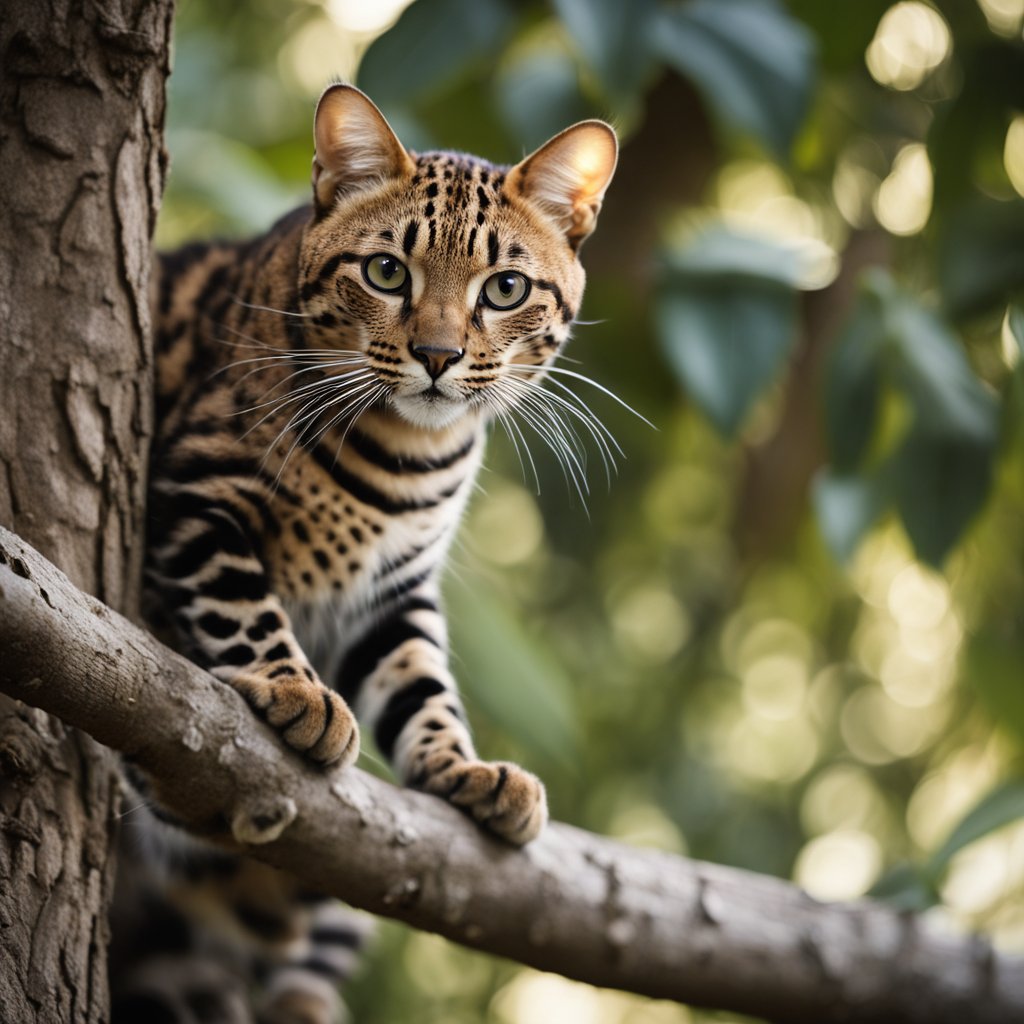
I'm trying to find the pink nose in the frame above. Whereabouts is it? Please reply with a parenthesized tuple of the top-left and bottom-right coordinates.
(412, 344, 463, 380)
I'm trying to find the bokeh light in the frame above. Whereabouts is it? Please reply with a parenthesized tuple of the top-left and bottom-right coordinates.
(865, 3, 952, 90)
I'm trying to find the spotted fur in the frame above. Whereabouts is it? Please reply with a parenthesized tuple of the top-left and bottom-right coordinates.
(129, 85, 616, 1022)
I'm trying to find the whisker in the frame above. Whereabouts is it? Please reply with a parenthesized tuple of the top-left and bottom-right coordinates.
(493, 379, 589, 508)
(508, 373, 623, 482)
(512, 364, 657, 430)
(229, 295, 311, 319)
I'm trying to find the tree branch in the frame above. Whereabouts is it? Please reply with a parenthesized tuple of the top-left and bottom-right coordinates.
(1, 525, 1021, 1023)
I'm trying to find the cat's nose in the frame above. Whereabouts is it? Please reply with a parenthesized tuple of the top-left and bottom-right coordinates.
(411, 343, 463, 380)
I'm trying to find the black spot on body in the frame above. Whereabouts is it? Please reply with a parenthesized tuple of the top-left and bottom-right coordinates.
(246, 610, 281, 641)
(197, 611, 241, 639)
(206, 567, 268, 601)
(220, 643, 256, 666)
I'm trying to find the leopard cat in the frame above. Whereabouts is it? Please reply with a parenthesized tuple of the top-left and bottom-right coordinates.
(113, 85, 617, 1023)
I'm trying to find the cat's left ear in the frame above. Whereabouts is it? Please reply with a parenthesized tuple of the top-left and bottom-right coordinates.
(312, 84, 415, 209)
(506, 121, 618, 250)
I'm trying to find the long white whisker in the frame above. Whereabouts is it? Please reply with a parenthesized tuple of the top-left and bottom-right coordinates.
(268, 378, 383, 487)
(230, 296, 311, 319)
(494, 380, 589, 507)
(507, 373, 622, 483)
(513, 364, 657, 430)
(480, 392, 540, 494)
(236, 366, 372, 418)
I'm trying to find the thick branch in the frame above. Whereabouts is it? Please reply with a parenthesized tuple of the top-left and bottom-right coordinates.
(1, 525, 1021, 1024)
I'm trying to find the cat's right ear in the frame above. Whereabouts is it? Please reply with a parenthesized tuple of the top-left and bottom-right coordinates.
(312, 85, 415, 210)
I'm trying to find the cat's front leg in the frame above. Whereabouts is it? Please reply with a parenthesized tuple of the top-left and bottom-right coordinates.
(149, 487, 359, 767)
(338, 583, 548, 845)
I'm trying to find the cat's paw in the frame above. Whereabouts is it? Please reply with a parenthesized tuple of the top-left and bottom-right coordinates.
(233, 670, 359, 768)
(417, 756, 548, 846)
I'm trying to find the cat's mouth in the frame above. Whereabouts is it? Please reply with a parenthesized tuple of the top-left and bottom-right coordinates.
(389, 382, 468, 429)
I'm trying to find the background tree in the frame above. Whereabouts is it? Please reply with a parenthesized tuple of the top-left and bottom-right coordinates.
(0, 1, 171, 1021)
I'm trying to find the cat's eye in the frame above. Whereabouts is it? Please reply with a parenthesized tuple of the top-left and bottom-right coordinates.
(481, 271, 530, 311)
(362, 253, 409, 293)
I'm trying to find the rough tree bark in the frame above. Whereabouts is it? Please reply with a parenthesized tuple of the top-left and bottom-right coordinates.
(0, 1, 172, 1020)
(3, 527, 1023, 1024)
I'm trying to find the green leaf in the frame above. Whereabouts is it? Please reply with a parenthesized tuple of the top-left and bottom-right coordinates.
(823, 290, 884, 471)
(445, 576, 580, 772)
(663, 226, 813, 289)
(938, 199, 1024, 319)
(552, 0, 659, 105)
(869, 863, 941, 912)
(357, 0, 517, 109)
(967, 633, 1024, 749)
(885, 294, 998, 443)
(785, 0, 892, 73)
(495, 42, 598, 151)
(816, 271, 1000, 565)
(656, 228, 820, 434)
(650, 0, 817, 159)
(657, 281, 797, 436)
(928, 779, 1024, 875)
(812, 468, 889, 563)
(891, 429, 995, 566)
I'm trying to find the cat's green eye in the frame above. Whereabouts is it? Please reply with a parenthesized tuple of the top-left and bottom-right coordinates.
(481, 271, 530, 311)
(362, 253, 409, 293)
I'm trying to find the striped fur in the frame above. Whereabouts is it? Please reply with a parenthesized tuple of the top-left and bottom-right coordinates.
(130, 86, 616, 1022)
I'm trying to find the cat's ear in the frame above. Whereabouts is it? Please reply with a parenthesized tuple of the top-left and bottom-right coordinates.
(312, 85, 415, 209)
(506, 121, 618, 250)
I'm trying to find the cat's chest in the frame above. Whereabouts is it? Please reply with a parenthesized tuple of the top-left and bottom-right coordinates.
(264, 426, 483, 616)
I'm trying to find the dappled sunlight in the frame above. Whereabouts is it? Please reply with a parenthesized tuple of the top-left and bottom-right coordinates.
(866, 2, 952, 90)
(943, 822, 1024, 934)
(466, 482, 545, 567)
(907, 744, 1006, 852)
(795, 829, 883, 901)
(1005, 115, 1024, 199)
(492, 972, 694, 1024)
(609, 584, 692, 666)
(976, 0, 1024, 36)
(725, 714, 820, 785)
(874, 144, 933, 236)
(608, 801, 688, 855)
(801, 765, 893, 837)
(713, 160, 840, 288)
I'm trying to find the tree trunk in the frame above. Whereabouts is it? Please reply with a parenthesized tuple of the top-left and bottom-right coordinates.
(0, 1, 171, 1020)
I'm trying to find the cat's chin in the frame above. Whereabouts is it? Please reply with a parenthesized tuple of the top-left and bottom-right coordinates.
(389, 391, 469, 431)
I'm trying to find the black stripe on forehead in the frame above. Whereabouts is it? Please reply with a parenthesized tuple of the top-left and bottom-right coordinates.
(487, 229, 499, 266)
(402, 220, 418, 255)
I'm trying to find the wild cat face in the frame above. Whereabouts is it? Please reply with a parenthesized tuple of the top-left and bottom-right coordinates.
(298, 85, 617, 431)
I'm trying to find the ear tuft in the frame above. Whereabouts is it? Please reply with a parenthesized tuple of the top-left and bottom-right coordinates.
(312, 85, 415, 209)
(507, 121, 618, 250)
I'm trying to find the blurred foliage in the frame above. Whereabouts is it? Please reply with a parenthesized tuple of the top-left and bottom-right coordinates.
(158, 0, 1024, 1021)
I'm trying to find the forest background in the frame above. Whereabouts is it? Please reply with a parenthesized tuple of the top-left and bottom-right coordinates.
(152, 1, 1024, 1021)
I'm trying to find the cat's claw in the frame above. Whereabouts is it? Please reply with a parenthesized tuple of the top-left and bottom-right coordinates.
(416, 756, 548, 846)
(234, 671, 360, 768)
